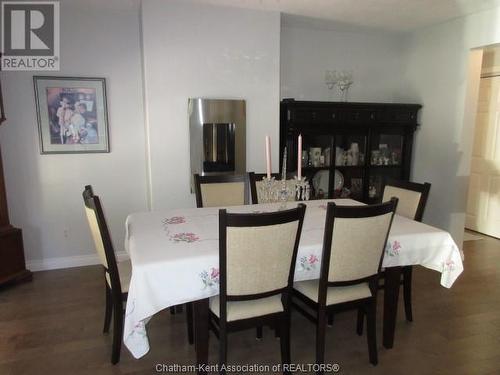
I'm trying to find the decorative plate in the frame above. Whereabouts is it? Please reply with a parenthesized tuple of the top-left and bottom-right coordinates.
(312, 169, 344, 194)
(334, 169, 344, 191)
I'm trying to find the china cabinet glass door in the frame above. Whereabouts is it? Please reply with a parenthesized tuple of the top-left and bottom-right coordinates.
(333, 132, 368, 201)
(368, 130, 405, 202)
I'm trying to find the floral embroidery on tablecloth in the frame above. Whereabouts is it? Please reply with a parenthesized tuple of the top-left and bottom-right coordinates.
(170, 232, 200, 243)
(200, 267, 219, 289)
(442, 259, 456, 272)
(130, 321, 147, 338)
(319, 204, 327, 210)
(124, 300, 148, 340)
(299, 254, 319, 271)
(163, 216, 187, 237)
(163, 216, 186, 225)
(385, 240, 401, 257)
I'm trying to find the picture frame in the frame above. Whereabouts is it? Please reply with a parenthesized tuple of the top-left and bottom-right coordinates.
(33, 76, 110, 154)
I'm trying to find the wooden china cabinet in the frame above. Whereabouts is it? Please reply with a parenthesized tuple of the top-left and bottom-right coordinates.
(280, 99, 422, 203)
(0, 78, 32, 287)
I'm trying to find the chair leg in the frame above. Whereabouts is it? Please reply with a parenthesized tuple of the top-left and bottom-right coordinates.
(186, 302, 194, 345)
(103, 285, 112, 334)
(356, 308, 364, 336)
(111, 300, 124, 365)
(316, 308, 327, 375)
(327, 313, 334, 327)
(256, 326, 263, 340)
(366, 302, 378, 366)
(403, 266, 413, 322)
(280, 313, 291, 375)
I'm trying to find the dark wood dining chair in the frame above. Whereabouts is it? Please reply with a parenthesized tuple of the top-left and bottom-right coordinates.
(82, 185, 129, 364)
(292, 199, 398, 371)
(209, 204, 306, 374)
(83, 186, 194, 364)
(194, 174, 249, 208)
(381, 179, 431, 322)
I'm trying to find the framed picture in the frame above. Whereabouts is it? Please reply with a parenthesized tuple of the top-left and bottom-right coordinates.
(33, 76, 109, 154)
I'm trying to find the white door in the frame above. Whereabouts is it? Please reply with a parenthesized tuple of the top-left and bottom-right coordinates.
(466, 75, 500, 238)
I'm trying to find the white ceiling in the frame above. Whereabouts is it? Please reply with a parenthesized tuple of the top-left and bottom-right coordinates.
(187, 0, 500, 32)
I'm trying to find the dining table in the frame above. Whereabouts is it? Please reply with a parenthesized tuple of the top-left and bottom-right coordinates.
(123, 199, 463, 373)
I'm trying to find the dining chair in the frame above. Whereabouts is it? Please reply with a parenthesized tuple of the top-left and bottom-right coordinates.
(209, 204, 306, 374)
(248, 172, 297, 204)
(82, 185, 129, 364)
(381, 179, 431, 322)
(249, 171, 297, 338)
(83, 186, 194, 364)
(292, 199, 398, 371)
(194, 174, 249, 208)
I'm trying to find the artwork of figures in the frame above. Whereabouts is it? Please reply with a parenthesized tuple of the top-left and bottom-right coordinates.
(34, 77, 109, 154)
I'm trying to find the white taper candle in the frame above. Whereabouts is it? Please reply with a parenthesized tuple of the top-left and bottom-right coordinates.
(265, 135, 271, 179)
(298, 134, 302, 180)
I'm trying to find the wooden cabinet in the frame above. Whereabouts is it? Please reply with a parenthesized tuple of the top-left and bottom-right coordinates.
(0, 79, 32, 287)
(280, 100, 422, 203)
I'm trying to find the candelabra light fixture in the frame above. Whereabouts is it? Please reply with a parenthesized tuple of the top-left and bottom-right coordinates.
(325, 70, 338, 90)
(325, 70, 354, 101)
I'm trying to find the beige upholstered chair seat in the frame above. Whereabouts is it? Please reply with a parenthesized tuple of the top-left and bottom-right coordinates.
(294, 280, 372, 306)
(209, 295, 284, 322)
(105, 259, 131, 293)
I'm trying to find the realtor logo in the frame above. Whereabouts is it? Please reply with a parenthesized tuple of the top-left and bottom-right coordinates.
(1, 1, 60, 70)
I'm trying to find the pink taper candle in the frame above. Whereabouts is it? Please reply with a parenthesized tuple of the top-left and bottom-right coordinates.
(298, 134, 302, 180)
(265, 135, 271, 179)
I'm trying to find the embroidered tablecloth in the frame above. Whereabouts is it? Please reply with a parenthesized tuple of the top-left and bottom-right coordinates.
(123, 199, 463, 359)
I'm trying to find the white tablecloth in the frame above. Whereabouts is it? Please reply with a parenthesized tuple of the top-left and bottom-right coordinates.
(123, 199, 463, 359)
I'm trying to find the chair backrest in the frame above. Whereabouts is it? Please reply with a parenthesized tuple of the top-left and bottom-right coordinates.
(82, 185, 122, 293)
(320, 199, 398, 294)
(382, 180, 431, 221)
(248, 172, 297, 204)
(194, 174, 249, 208)
(219, 204, 306, 306)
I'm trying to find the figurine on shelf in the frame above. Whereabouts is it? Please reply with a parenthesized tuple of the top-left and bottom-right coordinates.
(301, 150, 308, 167)
(335, 147, 343, 166)
(294, 175, 310, 201)
(350, 143, 359, 166)
(369, 185, 377, 198)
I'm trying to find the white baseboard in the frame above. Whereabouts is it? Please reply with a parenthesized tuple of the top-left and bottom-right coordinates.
(26, 251, 130, 272)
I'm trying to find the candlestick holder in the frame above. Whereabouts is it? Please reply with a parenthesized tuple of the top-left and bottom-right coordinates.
(258, 176, 277, 203)
(278, 178, 291, 210)
(258, 176, 310, 206)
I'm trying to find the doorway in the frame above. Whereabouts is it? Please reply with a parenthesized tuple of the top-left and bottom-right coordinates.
(465, 46, 500, 239)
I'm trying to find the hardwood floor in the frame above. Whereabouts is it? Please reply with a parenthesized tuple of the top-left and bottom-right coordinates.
(1, 236, 499, 374)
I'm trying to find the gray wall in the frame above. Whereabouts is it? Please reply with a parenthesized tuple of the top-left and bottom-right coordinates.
(0, 0, 148, 269)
